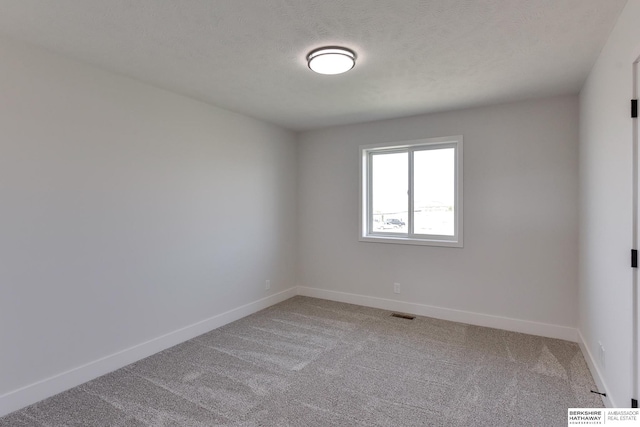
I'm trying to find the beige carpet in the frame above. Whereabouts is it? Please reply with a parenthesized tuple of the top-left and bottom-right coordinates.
(0, 296, 603, 426)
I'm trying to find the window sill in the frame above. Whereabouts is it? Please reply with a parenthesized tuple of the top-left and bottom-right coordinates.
(359, 235, 463, 248)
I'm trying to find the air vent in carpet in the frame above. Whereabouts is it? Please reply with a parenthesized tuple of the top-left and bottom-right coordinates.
(391, 313, 415, 320)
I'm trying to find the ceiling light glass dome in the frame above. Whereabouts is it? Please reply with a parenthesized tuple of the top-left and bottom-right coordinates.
(307, 47, 356, 75)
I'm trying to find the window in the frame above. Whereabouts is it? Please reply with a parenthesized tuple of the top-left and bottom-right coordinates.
(359, 135, 463, 247)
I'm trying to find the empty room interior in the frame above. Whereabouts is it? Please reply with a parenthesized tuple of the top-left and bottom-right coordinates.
(1, 1, 640, 425)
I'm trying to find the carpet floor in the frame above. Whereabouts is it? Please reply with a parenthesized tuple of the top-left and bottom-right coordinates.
(0, 296, 603, 426)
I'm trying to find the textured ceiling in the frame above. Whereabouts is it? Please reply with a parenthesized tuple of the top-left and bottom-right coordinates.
(0, 0, 628, 131)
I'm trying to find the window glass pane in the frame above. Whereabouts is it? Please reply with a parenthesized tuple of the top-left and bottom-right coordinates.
(413, 148, 455, 236)
(371, 152, 408, 233)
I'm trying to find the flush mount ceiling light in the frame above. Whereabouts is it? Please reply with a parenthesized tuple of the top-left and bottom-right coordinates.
(307, 46, 356, 75)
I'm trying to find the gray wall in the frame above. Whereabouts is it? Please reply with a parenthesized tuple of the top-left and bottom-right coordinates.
(0, 36, 297, 398)
(579, 0, 640, 408)
(298, 95, 579, 329)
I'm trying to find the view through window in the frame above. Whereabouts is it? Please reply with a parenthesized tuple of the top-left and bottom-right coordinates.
(360, 136, 462, 247)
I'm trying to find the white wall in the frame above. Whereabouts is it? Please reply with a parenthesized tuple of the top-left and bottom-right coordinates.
(298, 95, 579, 335)
(579, 0, 640, 408)
(0, 36, 297, 413)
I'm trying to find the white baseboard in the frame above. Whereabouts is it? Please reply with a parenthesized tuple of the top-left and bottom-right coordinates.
(296, 287, 578, 342)
(0, 287, 297, 418)
(577, 329, 613, 408)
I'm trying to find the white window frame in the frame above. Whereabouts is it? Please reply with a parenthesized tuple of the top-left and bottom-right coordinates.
(359, 135, 463, 247)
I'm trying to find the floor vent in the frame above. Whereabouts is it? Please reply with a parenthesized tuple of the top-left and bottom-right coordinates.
(391, 313, 416, 320)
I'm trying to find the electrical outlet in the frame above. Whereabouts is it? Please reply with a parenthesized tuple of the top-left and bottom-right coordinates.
(393, 283, 401, 294)
(265, 280, 271, 291)
(598, 342, 605, 369)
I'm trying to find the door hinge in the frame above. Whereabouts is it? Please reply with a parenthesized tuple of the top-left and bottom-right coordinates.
(632, 249, 638, 268)
(633, 398, 638, 408)
(633, 99, 638, 118)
